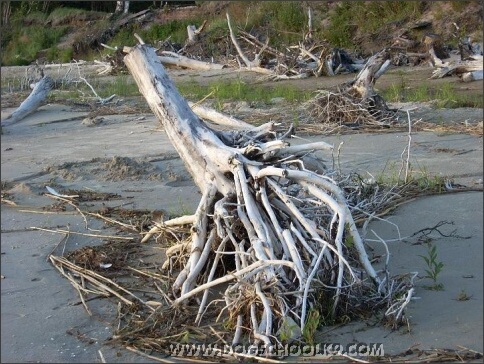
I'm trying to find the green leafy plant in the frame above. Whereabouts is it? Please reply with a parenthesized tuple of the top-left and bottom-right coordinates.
(302, 308, 320, 345)
(419, 243, 444, 290)
(278, 317, 299, 343)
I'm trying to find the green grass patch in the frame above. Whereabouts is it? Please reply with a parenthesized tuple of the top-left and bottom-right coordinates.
(23, 10, 48, 25)
(176, 79, 312, 105)
(99, 76, 141, 98)
(142, 20, 201, 45)
(381, 80, 483, 108)
(241, 2, 308, 48)
(46, 46, 74, 63)
(107, 23, 142, 49)
(45, 76, 141, 102)
(374, 159, 449, 195)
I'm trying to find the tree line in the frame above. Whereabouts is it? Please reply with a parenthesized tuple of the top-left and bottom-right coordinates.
(1, 1, 196, 25)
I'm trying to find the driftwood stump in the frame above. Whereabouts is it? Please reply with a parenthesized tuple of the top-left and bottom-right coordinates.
(306, 49, 397, 130)
(123, 42, 413, 350)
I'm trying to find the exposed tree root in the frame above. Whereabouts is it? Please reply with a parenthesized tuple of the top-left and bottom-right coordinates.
(120, 43, 415, 354)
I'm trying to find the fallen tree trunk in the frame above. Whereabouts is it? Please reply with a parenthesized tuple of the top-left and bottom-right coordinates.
(430, 54, 483, 80)
(158, 51, 225, 70)
(1, 76, 54, 127)
(123, 41, 412, 350)
(462, 69, 483, 82)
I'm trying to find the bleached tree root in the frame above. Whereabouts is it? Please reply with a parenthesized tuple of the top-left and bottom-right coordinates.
(123, 43, 413, 351)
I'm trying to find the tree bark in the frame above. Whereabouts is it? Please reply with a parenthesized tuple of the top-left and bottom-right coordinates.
(305, 3, 313, 40)
(1, 0, 11, 26)
(462, 69, 483, 82)
(188, 102, 253, 130)
(115, 1, 123, 14)
(2, 76, 54, 127)
(115, 1, 129, 14)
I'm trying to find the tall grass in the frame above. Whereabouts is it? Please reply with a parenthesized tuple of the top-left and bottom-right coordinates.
(91, 76, 141, 98)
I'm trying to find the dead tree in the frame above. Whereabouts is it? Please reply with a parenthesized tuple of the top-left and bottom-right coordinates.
(305, 2, 313, 41)
(427, 27, 483, 82)
(347, 50, 389, 95)
(123, 40, 413, 349)
(226, 12, 271, 75)
(2, 64, 116, 127)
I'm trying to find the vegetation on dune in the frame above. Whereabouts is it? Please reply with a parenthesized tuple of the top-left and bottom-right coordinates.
(1, 1, 482, 66)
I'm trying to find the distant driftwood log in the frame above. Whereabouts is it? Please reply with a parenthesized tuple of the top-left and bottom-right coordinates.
(1, 76, 54, 127)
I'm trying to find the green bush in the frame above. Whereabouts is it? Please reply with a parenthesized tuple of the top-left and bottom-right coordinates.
(241, 2, 307, 47)
(108, 17, 211, 50)
(321, 2, 355, 48)
(23, 10, 47, 25)
(107, 24, 141, 48)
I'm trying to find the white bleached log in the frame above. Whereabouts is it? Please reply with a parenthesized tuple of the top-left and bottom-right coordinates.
(158, 51, 225, 71)
(2, 76, 54, 127)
